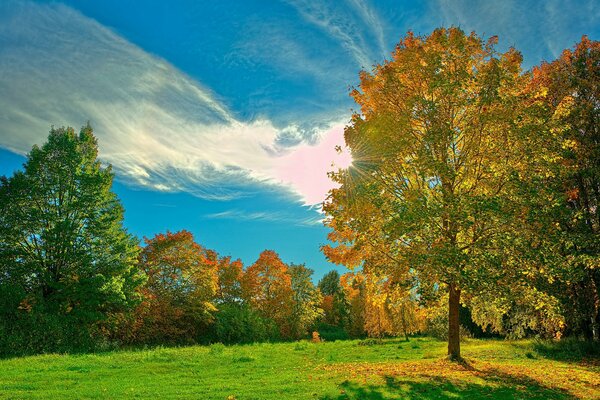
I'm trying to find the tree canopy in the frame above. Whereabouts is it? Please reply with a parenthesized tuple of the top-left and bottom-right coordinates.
(533, 36, 600, 340)
(323, 28, 557, 358)
(135, 230, 217, 343)
(0, 125, 140, 353)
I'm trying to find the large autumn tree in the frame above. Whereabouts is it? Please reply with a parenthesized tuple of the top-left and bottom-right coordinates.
(0, 125, 140, 353)
(533, 37, 600, 340)
(324, 28, 549, 359)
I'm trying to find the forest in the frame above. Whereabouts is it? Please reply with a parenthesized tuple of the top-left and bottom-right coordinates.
(0, 28, 599, 372)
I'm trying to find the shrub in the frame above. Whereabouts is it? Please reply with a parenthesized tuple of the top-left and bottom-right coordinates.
(211, 304, 279, 344)
(0, 312, 99, 357)
(315, 323, 350, 342)
(311, 331, 321, 343)
(424, 302, 472, 340)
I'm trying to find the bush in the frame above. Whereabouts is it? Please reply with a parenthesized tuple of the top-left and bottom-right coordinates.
(0, 312, 99, 357)
(424, 311, 472, 341)
(211, 304, 279, 344)
(424, 300, 473, 341)
(315, 323, 350, 342)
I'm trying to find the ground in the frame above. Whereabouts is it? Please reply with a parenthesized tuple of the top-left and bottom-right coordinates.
(0, 337, 598, 399)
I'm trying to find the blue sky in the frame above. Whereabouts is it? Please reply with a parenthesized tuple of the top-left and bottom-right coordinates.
(0, 0, 599, 279)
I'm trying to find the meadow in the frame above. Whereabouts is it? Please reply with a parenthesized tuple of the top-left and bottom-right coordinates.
(1, 337, 598, 399)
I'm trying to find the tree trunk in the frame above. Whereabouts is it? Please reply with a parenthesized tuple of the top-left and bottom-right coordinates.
(590, 270, 600, 341)
(448, 284, 461, 360)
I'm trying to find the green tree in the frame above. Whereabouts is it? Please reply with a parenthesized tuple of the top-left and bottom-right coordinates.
(212, 255, 282, 343)
(318, 270, 342, 296)
(0, 125, 140, 353)
(324, 28, 551, 359)
(318, 270, 349, 329)
(289, 264, 323, 339)
(340, 272, 366, 338)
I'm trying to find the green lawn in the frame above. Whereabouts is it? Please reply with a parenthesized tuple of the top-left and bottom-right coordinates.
(1, 338, 598, 399)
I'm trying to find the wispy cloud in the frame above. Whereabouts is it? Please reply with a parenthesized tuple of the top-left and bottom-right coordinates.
(0, 1, 350, 204)
(432, 0, 600, 66)
(225, 11, 361, 130)
(152, 203, 178, 208)
(346, 0, 387, 58)
(285, 0, 382, 68)
(204, 209, 323, 227)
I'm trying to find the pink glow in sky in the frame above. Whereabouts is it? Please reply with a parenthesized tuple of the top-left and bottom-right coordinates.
(275, 125, 352, 205)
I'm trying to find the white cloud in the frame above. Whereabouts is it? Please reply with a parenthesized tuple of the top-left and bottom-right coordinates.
(274, 125, 352, 205)
(0, 1, 350, 204)
(346, 0, 387, 58)
(285, 0, 380, 68)
(204, 209, 323, 226)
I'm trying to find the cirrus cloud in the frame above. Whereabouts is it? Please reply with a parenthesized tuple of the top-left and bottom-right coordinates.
(0, 1, 350, 204)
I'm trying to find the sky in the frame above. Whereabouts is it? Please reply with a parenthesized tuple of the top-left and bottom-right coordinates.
(0, 0, 599, 280)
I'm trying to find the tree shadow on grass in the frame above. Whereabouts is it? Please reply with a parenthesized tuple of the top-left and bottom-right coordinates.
(530, 338, 600, 364)
(320, 360, 574, 400)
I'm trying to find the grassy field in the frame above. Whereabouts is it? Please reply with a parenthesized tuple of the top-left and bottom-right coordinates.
(0, 337, 598, 399)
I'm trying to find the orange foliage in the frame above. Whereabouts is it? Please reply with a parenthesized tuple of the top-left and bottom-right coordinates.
(216, 256, 244, 304)
(321, 295, 335, 324)
(243, 250, 294, 337)
(131, 230, 217, 343)
(340, 272, 366, 337)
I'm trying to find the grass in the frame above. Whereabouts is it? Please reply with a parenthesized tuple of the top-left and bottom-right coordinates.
(0, 337, 598, 399)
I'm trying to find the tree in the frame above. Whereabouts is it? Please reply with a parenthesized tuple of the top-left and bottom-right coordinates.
(363, 273, 393, 338)
(468, 287, 564, 339)
(216, 256, 245, 305)
(532, 37, 600, 340)
(289, 264, 323, 339)
(0, 125, 140, 353)
(318, 270, 343, 296)
(386, 284, 424, 341)
(340, 272, 366, 338)
(242, 250, 294, 338)
(324, 225, 422, 340)
(317, 270, 349, 328)
(212, 302, 279, 344)
(324, 28, 547, 358)
(136, 230, 217, 343)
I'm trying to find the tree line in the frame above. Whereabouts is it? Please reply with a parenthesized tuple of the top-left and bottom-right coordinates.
(0, 28, 598, 359)
(0, 127, 418, 356)
(0, 126, 417, 356)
